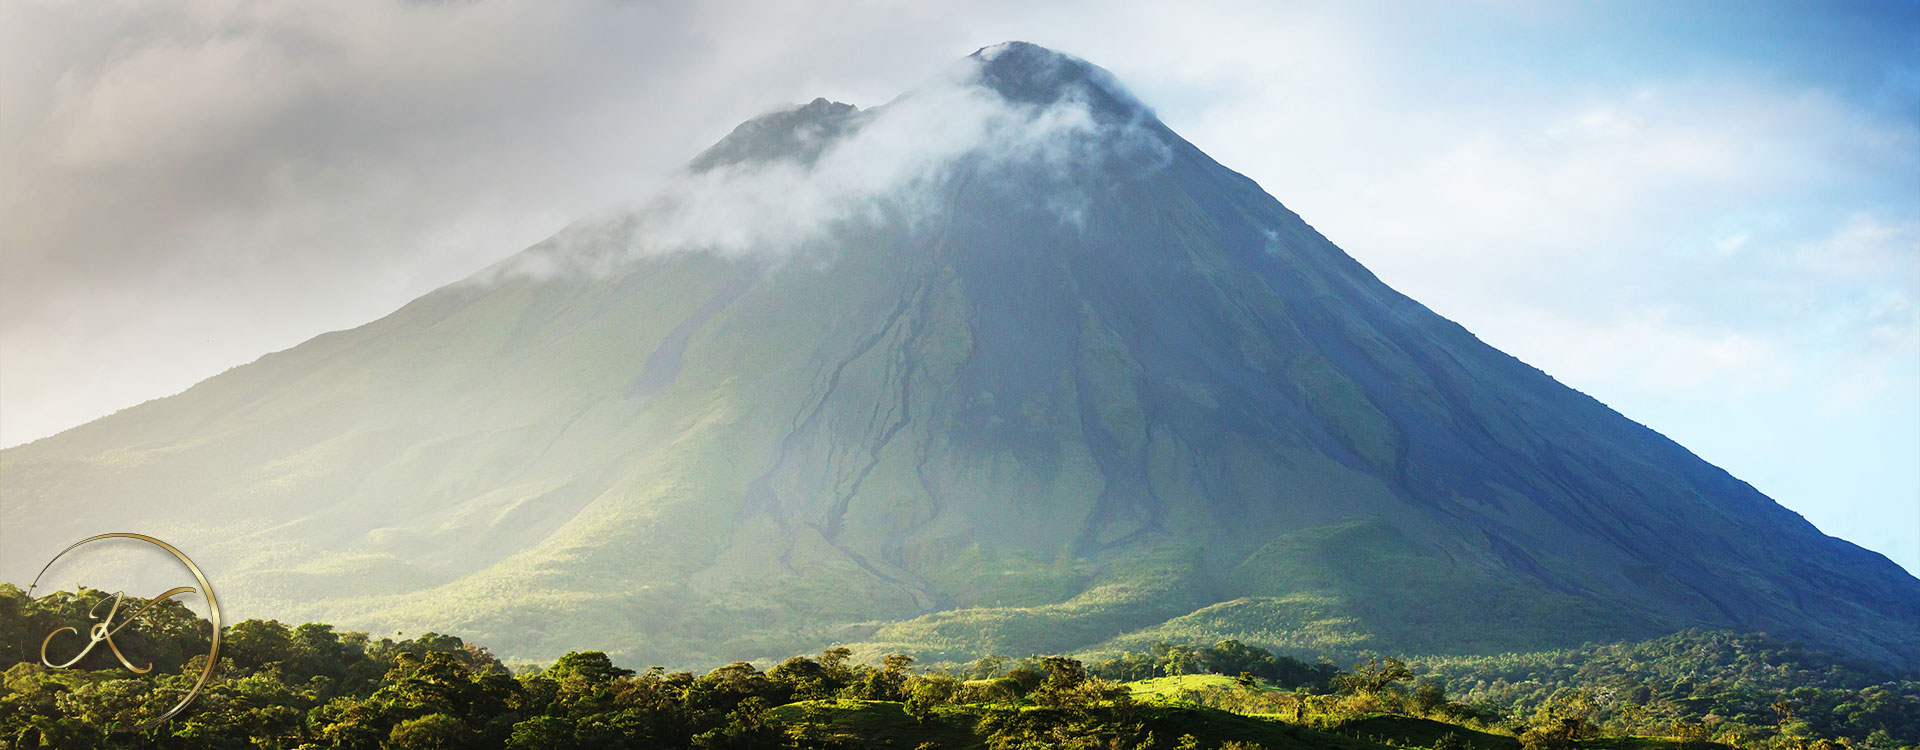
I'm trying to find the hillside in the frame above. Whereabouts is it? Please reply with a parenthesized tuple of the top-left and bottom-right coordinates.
(5, 588, 1911, 748)
(1, 42, 1913, 669)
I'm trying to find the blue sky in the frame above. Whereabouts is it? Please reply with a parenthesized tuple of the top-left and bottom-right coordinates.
(2, 0, 1915, 571)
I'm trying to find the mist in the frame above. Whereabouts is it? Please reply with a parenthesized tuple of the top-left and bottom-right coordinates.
(481, 49, 1169, 284)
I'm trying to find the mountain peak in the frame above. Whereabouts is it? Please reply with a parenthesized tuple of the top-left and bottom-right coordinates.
(968, 41, 1150, 120)
(688, 45, 1153, 174)
(688, 97, 863, 172)
(7, 43, 1913, 672)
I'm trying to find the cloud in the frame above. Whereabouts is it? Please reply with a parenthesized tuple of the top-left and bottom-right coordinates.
(1793, 214, 1920, 281)
(0, 0, 910, 447)
(480, 53, 1165, 282)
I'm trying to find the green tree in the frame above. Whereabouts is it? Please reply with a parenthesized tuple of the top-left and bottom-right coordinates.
(1339, 657, 1413, 695)
(1032, 656, 1091, 708)
(819, 646, 855, 684)
(769, 655, 834, 700)
(387, 713, 476, 750)
(548, 651, 633, 686)
(1412, 680, 1449, 715)
(905, 691, 937, 725)
(1521, 691, 1599, 750)
(691, 696, 782, 749)
(225, 619, 297, 673)
(506, 715, 579, 750)
(857, 654, 915, 702)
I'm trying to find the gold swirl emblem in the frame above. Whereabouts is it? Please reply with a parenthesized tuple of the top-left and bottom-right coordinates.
(28, 533, 223, 732)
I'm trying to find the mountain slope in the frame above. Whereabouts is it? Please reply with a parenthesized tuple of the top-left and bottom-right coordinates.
(3, 42, 1913, 668)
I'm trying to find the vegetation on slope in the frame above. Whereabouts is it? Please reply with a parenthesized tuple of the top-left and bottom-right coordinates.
(3, 586, 1912, 749)
(1417, 631, 1920, 749)
(1074, 522, 1658, 661)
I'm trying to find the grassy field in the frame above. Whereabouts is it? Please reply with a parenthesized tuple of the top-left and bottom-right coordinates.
(1126, 673, 1274, 699)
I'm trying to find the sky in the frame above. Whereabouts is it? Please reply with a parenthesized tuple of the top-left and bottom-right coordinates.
(2, 0, 1915, 573)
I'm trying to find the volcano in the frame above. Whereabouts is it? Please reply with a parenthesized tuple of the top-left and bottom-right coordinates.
(4, 43, 1913, 668)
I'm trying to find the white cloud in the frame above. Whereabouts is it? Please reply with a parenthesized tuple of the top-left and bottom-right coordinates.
(1484, 306, 1794, 396)
(482, 54, 1164, 282)
(1793, 214, 1920, 280)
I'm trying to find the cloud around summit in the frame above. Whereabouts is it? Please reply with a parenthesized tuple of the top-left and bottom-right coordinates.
(483, 49, 1170, 283)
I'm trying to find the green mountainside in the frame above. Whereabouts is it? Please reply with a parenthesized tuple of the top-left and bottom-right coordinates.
(1, 42, 1914, 670)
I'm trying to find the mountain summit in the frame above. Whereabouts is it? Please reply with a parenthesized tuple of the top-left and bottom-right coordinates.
(3, 43, 1913, 668)
(969, 42, 1150, 117)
